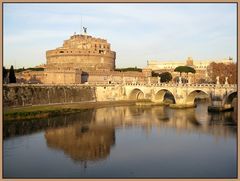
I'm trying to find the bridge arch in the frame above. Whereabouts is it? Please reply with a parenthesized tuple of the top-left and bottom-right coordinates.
(129, 88, 145, 100)
(154, 89, 176, 103)
(224, 91, 237, 105)
(186, 90, 210, 105)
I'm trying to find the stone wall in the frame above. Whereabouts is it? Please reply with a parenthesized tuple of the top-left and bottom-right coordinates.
(44, 68, 82, 84)
(3, 84, 96, 107)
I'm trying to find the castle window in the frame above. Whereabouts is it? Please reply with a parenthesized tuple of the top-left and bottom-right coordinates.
(59, 51, 64, 53)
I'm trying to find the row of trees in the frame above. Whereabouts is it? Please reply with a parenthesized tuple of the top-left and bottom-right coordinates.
(115, 67, 142, 72)
(3, 66, 17, 83)
(152, 66, 196, 83)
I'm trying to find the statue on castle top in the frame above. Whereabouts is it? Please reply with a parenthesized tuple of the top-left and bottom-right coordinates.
(83, 27, 87, 34)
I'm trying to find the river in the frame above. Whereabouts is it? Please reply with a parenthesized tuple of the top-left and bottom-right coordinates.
(3, 101, 237, 178)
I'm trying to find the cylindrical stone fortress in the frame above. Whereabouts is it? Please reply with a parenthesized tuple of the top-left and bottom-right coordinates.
(46, 34, 116, 71)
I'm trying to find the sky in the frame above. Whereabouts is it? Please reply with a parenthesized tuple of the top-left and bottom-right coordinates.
(3, 3, 237, 69)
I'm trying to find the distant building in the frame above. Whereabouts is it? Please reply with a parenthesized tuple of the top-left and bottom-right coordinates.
(146, 57, 234, 83)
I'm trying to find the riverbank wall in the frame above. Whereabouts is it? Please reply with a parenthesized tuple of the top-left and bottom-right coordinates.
(3, 84, 97, 107)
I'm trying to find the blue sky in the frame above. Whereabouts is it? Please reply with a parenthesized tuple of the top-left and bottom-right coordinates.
(3, 3, 237, 68)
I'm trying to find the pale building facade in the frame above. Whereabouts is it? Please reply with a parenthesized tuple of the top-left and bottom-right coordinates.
(147, 57, 234, 83)
(147, 57, 233, 71)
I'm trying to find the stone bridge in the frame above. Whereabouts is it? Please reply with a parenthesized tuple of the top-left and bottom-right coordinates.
(4, 82, 237, 110)
(95, 82, 237, 110)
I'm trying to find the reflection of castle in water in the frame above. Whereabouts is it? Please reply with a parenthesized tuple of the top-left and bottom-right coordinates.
(45, 124, 115, 162)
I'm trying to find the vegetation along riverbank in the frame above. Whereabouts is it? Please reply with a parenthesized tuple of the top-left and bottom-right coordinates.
(4, 100, 151, 121)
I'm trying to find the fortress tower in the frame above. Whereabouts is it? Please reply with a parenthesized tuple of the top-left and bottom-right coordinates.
(44, 32, 116, 84)
(46, 33, 116, 71)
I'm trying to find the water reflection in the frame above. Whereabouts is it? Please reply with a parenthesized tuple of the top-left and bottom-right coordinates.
(45, 124, 115, 162)
(3, 109, 95, 139)
(4, 102, 236, 164)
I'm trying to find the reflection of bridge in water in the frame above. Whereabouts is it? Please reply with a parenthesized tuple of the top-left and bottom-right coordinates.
(93, 104, 236, 138)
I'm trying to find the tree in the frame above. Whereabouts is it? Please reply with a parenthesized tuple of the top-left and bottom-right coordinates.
(159, 72, 172, 82)
(151, 71, 160, 77)
(207, 62, 237, 84)
(9, 65, 16, 83)
(174, 66, 196, 77)
(3, 66, 8, 83)
(115, 67, 142, 72)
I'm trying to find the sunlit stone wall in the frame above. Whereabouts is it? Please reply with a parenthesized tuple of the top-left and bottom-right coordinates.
(3, 84, 96, 107)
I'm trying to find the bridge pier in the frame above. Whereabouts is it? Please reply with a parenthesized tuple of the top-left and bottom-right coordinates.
(208, 100, 234, 112)
(169, 103, 196, 109)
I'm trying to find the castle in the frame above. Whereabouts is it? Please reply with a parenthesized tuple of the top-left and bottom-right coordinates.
(43, 31, 152, 84)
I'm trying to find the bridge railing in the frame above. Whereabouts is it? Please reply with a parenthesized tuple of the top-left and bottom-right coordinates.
(123, 83, 237, 89)
(3, 83, 237, 89)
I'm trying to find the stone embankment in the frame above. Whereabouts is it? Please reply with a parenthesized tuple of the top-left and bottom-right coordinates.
(3, 84, 140, 120)
(3, 84, 96, 107)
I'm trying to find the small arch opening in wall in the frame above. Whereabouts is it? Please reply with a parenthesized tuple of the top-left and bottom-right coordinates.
(59, 51, 64, 53)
